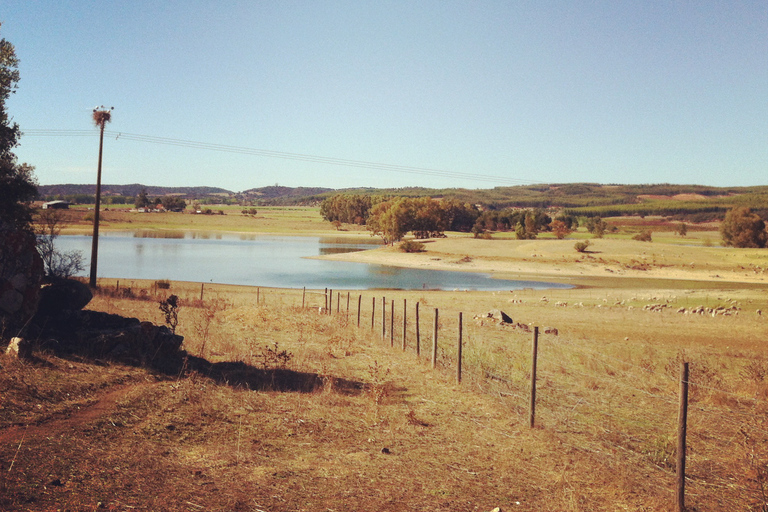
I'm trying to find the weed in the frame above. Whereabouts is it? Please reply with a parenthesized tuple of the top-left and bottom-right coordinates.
(158, 295, 180, 334)
(366, 360, 390, 407)
(257, 342, 293, 370)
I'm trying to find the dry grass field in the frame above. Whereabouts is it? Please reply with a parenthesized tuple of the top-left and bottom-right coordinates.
(2, 210, 768, 511)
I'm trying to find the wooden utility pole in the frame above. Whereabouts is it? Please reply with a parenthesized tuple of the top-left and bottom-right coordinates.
(89, 106, 112, 288)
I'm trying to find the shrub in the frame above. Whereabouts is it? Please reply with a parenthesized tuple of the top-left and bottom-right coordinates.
(399, 240, 425, 253)
(155, 279, 171, 289)
(574, 240, 591, 253)
(633, 230, 653, 242)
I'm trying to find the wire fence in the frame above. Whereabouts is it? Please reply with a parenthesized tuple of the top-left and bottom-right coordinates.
(302, 288, 768, 512)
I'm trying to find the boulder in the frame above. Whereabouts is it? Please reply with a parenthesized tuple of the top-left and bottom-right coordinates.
(5, 337, 32, 359)
(37, 278, 93, 316)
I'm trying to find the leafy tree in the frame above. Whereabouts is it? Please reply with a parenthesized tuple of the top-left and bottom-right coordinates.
(367, 199, 410, 244)
(551, 220, 572, 239)
(585, 216, 608, 238)
(720, 207, 767, 248)
(160, 195, 186, 212)
(0, 24, 37, 231)
(135, 188, 151, 209)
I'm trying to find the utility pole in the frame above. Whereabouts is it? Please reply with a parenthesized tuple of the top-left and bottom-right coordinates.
(89, 106, 113, 288)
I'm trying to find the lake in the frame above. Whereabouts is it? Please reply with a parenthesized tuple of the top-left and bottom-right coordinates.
(56, 232, 573, 291)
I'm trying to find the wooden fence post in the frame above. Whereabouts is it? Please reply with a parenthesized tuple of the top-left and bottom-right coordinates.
(390, 300, 395, 347)
(325, 288, 328, 312)
(529, 326, 539, 428)
(357, 294, 362, 327)
(402, 299, 407, 351)
(415, 302, 420, 356)
(677, 362, 689, 512)
(329, 289, 333, 315)
(346, 292, 350, 316)
(257, 287, 260, 304)
(200, 283, 205, 301)
(116, 280, 119, 293)
(336, 291, 340, 313)
(302, 287, 306, 308)
(371, 297, 375, 330)
(382, 296, 386, 340)
(457, 312, 463, 383)
(432, 308, 439, 368)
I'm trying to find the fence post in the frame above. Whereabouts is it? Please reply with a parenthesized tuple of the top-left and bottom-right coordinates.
(415, 302, 420, 356)
(302, 287, 306, 308)
(371, 297, 375, 330)
(116, 280, 119, 293)
(390, 300, 395, 347)
(677, 362, 689, 512)
(337, 291, 340, 313)
(402, 299, 407, 351)
(257, 287, 260, 304)
(346, 292, 350, 316)
(457, 312, 463, 383)
(382, 296, 386, 340)
(200, 282, 205, 301)
(325, 288, 328, 312)
(529, 326, 539, 428)
(329, 289, 333, 315)
(357, 294, 362, 327)
(432, 308, 439, 368)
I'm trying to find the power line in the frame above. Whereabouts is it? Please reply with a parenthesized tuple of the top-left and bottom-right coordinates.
(21, 129, 540, 186)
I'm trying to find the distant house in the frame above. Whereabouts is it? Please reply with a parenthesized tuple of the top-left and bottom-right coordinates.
(42, 200, 70, 210)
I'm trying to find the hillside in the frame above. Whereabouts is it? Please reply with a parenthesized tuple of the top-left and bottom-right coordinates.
(36, 183, 768, 219)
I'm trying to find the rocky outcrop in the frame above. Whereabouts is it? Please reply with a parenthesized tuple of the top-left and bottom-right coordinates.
(32, 309, 183, 367)
(0, 226, 44, 331)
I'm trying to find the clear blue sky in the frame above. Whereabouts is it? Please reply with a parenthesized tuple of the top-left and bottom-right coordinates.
(3, 1, 767, 191)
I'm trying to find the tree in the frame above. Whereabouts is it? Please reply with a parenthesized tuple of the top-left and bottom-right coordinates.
(160, 195, 186, 212)
(677, 223, 688, 237)
(551, 219, 572, 239)
(720, 207, 767, 248)
(585, 216, 608, 238)
(34, 209, 84, 278)
(0, 24, 37, 231)
(135, 188, 151, 209)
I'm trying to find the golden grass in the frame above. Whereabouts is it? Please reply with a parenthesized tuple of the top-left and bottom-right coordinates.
(3, 276, 766, 510)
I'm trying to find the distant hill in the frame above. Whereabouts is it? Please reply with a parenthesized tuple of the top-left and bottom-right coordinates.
(38, 184, 234, 198)
(35, 183, 768, 221)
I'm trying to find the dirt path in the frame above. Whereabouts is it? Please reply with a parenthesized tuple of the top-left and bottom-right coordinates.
(0, 381, 159, 446)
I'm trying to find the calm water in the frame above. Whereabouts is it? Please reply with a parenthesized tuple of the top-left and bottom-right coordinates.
(57, 232, 572, 291)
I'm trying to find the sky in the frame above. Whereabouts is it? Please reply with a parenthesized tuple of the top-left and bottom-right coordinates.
(2, 1, 767, 192)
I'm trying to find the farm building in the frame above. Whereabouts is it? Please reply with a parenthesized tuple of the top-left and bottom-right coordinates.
(41, 200, 70, 210)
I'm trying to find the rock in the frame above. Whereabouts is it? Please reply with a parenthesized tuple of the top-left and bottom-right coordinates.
(37, 278, 93, 316)
(5, 337, 32, 359)
(0, 226, 44, 328)
(483, 309, 513, 324)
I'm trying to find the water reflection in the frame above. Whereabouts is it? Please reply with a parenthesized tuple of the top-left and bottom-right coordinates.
(57, 232, 572, 291)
